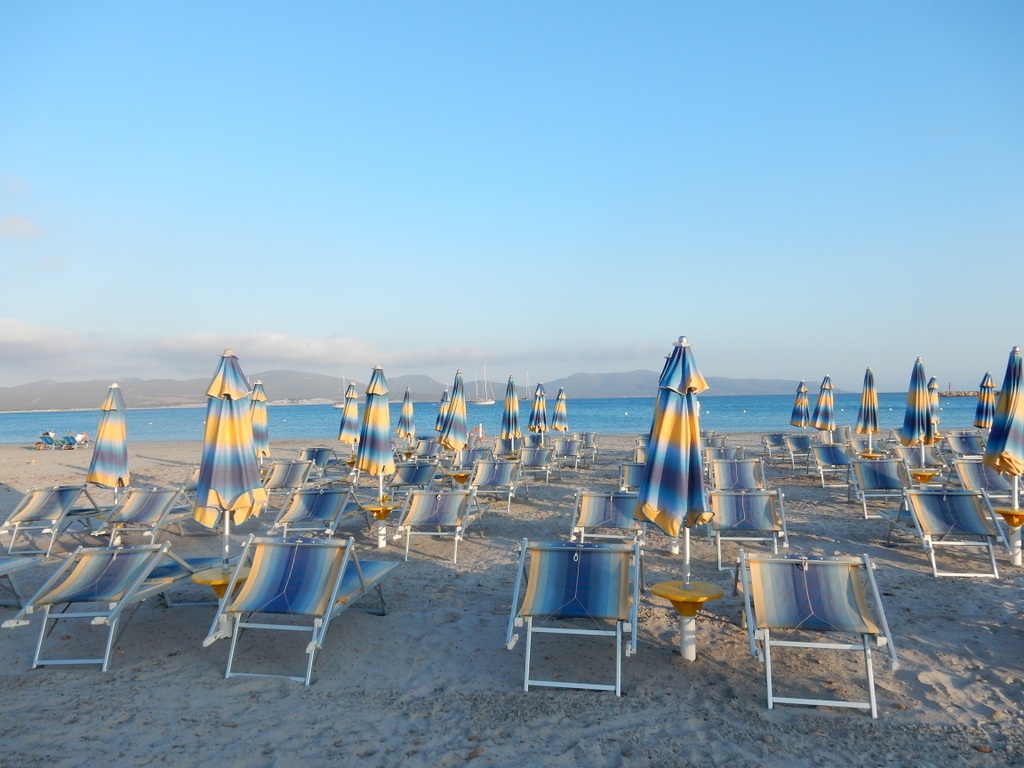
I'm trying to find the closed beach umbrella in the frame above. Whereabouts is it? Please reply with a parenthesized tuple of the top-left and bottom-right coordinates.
(974, 372, 996, 430)
(250, 380, 270, 463)
(355, 366, 395, 500)
(528, 383, 548, 445)
(982, 346, 1024, 565)
(928, 377, 941, 436)
(789, 381, 809, 428)
(194, 350, 267, 564)
(635, 337, 711, 578)
(500, 376, 522, 450)
(551, 387, 569, 433)
(898, 357, 937, 468)
(434, 388, 450, 433)
(396, 387, 416, 448)
(337, 383, 360, 446)
(438, 371, 468, 452)
(86, 383, 130, 495)
(854, 368, 879, 452)
(810, 375, 835, 442)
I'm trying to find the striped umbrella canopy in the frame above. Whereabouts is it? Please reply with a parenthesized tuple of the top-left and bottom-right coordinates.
(982, 347, 1024, 565)
(194, 350, 267, 564)
(810, 375, 835, 439)
(355, 366, 396, 499)
(528, 383, 548, 444)
(396, 387, 416, 446)
(551, 387, 569, 433)
(438, 371, 468, 452)
(974, 372, 996, 430)
(434, 388, 450, 433)
(789, 381, 809, 428)
(635, 337, 711, 582)
(500, 376, 522, 449)
(928, 377, 941, 435)
(250, 380, 270, 462)
(337, 383, 360, 446)
(86, 383, 130, 492)
(899, 358, 938, 469)
(854, 368, 879, 451)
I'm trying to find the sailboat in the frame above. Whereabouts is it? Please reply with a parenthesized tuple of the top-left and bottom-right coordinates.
(472, 365, 496, 405)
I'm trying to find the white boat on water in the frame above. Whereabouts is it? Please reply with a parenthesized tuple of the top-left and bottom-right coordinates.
(472, 366, 496, 405)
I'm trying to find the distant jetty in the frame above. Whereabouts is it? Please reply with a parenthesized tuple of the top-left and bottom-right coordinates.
(939, 391, 980, 398)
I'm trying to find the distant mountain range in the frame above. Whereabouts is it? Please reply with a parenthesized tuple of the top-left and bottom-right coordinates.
(0, 370, 802, 412)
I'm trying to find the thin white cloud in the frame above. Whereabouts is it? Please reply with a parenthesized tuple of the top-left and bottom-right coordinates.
(0, 216, 42, 239)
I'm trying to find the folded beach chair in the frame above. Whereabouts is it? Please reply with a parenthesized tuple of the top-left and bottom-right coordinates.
(886, 490, 1003, 578)
(505, 539, 640, 696)
(849, 459, 910, 520)
(708, 489, 789, 570)
(261, 460, 315, 507)
(710, 458, 767, 490)
(1, 542, 212, 670)
(0, 485, 101, 557)
(468, 459, 520, 510)
(783, 434, 814, 472)
(518, 447, 555, 496)
(810, 444, 853, 496)
(394, 489, 479, 563)
(203, 535, 398, 685)
(619, 461, 645, 493)
(736, 551, 898, 718)
(0, 555, 44, 606)
(91, 487, 184, 545)
(267, 487, 366, 538)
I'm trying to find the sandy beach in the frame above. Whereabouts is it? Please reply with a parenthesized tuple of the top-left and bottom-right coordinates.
(0, 433, 1021, 767)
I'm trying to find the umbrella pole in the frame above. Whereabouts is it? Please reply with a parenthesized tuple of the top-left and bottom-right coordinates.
(376, 472, 388, 549)
(222, 511, 231, 569)
(1011, 477, 1022, 567)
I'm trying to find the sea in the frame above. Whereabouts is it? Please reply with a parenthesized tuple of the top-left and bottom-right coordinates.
(0, 393, 987, 445)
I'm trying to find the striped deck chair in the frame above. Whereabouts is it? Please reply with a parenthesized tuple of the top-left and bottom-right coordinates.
(91, 488, 184, 545)
(297, 447, 338, 479)
(261, 460, 315, 508)
(708, 489, 789, 570)
(810, 444, 853, 497)
(552, 438, 585, 474)
(2, 543, 208, 670)
(891, 490, 1003, 578)
(783, 434, 814, 472)
(468, 459, 520, 510)
(268, 487, 366, 538)
(505, 540, 641, 696)
(737, 551, 898, 718)
(518, 447, 555, 496)
(0, 485, 101, 557)
(951, 459, 1014, 503)
(710, 458, 767, 490)
(0, 555, 44, 606)
(450, 447, 493, 471)
(386, 462, 438, 500)
(203, 536, 398, 685)
(570, 491, 645, 545)
(394, 489, 479, 563)
(850, 459, 909, 520)
(619, 461, 645, 493)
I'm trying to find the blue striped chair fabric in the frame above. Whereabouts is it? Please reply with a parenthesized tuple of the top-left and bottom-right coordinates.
(270, 487, 363, 537)
(0, 485, 99, 557)
(896, 490, 1003, 578)
(710, 459, 766, 490)
(708, 489, 788, 569)
(395, 489, 477, 563)
(850, 459, 909, 520)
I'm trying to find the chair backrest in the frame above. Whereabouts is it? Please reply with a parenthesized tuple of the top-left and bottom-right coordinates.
(703, 435, 727, 448)
(704, 446, 741, 462)
(851, 459, 907, 491)
(784, 434, 813, 452)
(580, 432, 598, 450)
(6, 486, 85, 525)
(105, 488, 179, 525)
(904, 490, 999, 537)
(413, 439, 441, 458)
(522, 434, 544, 448)
(573, 492, 641, 533)
(470, 459, 519, 488)
(298, 447, 336, 471)
(953, 460, 1013, 495)
(262, 460, 314, 490)
(762, 433, 787, 448)
(493, 438, 518, 456)
(519, 541, 636, 621)
(519, 447, 554, 468)
(944, 434, 985, 457)
(619, 462, 645, 492)
(399, 490, 472, 527)
(811, 444, 851, 467)
(388, 462, 438, 488)
(710, 459, 765, 490)
(275, 488, 352, 526)
(893, 444, 945, 469)
(37, 544, 169, 605)
(709, 490, 782, 532)
(452, 447, 492, 469)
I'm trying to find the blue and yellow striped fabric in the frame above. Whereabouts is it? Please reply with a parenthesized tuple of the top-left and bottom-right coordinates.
(37, 547, 160, 605)
(906, 491, 998, 537)
(520, 542, 632, 621)
(709, 491, 781, 532)
(974, 372, 996, 430)
(8, 486, 84, 525)
(635, 337, 710, 538)
(528, 383, 548, 436)
(500, 376, 522, 443)
(397, 387, 416, 441)
(810, 375, 835, 432)
(438, 371, 468, 451)
(250, 381, 270, 459)
(899, 358, 938, 447)
(551, 388, 569, 433)
(355, 366, 396, 478)
(575, 493, 641, 529)
(337, 383, 360, 445)
(789, 381, 809, 428)
(434, 388, 450, 433)
(983, 347, 1024, 477)
(400, 490, 471, 527)
(748, 557, 878, 634)
(228, 541, 346, 617)
(854, 368, 878, 436)
(194, 351, 268, 528)
(86, 383, 130, 489)
(928, 377, 941, 432)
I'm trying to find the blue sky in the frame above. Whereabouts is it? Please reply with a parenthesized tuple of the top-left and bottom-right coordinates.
(1, 1, 1021, 393)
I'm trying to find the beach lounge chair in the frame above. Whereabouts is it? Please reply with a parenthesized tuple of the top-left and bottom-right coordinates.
(297, 447, 339, 479)
(760, 433, 788, 461)
(942, 433, 986, 460)
(708, 489, 789, 570)
(709, 458, 767, 490)
(570, 491, 645, 545)
(703, 446, 742, 464)
(386, 462, 438, 499)
(261, 460, 315, 507)
(267, 487, 366, 538)
(450, 447, 493, 470)
(893, 444, 947, 475)
(810, 444, 853, 496)
(202, 535, 398, 685)
(1, 542, 213, 670)
(886, 490, 1002, 578)
(468, 459, 520, 510)
(619, 461, 645, 493)
(0, 485, 101, 557)
(505, 539, 640, 696)
(580, 431, 599, 462)
(850, 459, 910, 520)
(35, 432, 59, 450)
(518, 447, 555, 495)
(783, 434, 814, 472)
(552, 438, 585, 473)
(394, 489, 479, 563)
(950, 459, 1014, 503)
(736, 551, 898, 718)
(0, 555, 44, 606)
(91, 487, 184, 545)
(703, 435, 727, 448)
(412, 438, 441, 460)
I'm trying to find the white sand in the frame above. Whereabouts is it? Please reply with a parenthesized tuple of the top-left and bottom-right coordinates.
(0, 434, 1021, 767)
